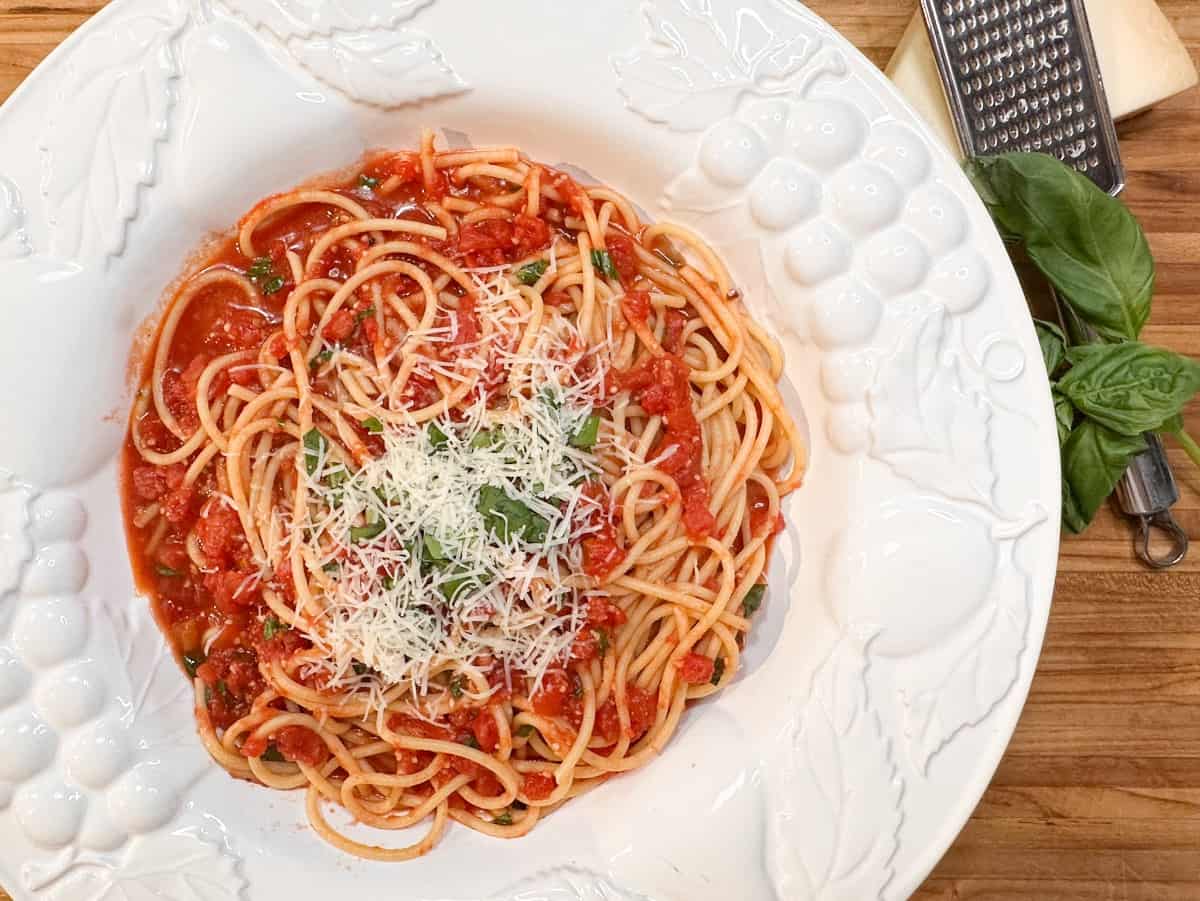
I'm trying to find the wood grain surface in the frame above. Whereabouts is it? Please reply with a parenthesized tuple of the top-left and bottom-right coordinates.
(1, 1, 1197, 898)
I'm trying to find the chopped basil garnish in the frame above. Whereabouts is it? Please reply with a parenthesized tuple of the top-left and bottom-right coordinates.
(261, 744, 286, 763)
(324, 466, 349, 489)
(322, 561, 340, 574)
(155, 563, 182, 578)
(350, 519, 385, 543)
(461, 733, 480, 749)
(354, 305, 376, 324)
(590, 249, 618, 280)
(493, 811, 513, 826)
(263, 615, 286, 641)
(302, 428, 326, 477)
(596, 628, 609, 657)
(449, 676, 465, 699)
(362, 416, 384, 434)
(261, 275, 285, 295)
(516, 724, 535, 739)
(711, 656, 726, 686)
(216, 680, 230, 701)
(310, 348, 334, 369)
(477, 485, 549, 544)
(428, 422, 449, 449)
(470, 429, 501, 450)
(742, 583, 766, 616)
(358, 174, 380, 189)
(438, 567, 477, 601)
(381, 575, 396, 591)
(352, 661, 370, 676)
(247, 257, 273, 280)
(423, 533, 447, 561)
(570, 414, 601, 450)
(182, 651, 205, 678)
(515, 260, 548, 285)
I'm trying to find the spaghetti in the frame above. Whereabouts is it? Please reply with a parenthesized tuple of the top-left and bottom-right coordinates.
(121, 130, 805, 860)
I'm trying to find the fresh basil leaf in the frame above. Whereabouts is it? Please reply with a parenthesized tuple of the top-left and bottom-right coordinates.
(515, 723, 535, 738)
(309, 348, 334, 369)
(711, 656, 726, 686)
(350, 519, 385, 543)
(493, 811, 513, 826)
(352, 661, 370, 676)
(182, 651, 205, 678)
(354, 305, 376, 324)
(1053, 388, 1075, 445)
(439, 567, 477, 601)
(460, 733, 480, 749)
(477, 485, 549, 544)
(590, 249, 619, 280)
(964, 153, 1154, 341)
(570, 414, 601, 450)
(302, 429, 326, 476)
(247, 257, 273, 280)
(1058, 342, 1200, 436)
(470, 429, 501, 450)
(155, 563, 182, 578)
(261, 275, 285, 295)
(449, 676, 464, 699)
(358, 174, 380, 189)
(261, 744, 286, 762)
(515, 260, 548, 285)
(596, 628, 609, 657)
(423, 533, 447, 561)
(1035, 319, 1067, 378)
(1061, 419, 1147, 533)
(361, 416, 384, 434)
(742, 583, 766, 615)
(428, 422, 449, 449)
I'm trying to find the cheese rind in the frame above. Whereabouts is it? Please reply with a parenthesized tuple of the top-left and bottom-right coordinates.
(886, 0, 1198, 156)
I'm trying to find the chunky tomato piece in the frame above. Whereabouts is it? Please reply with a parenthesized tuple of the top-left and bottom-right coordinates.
(606, 232, 640, 285)
(621, 290, 651, 325)
(196, 647, 264, 730)
(523, 771, 556, 801)
(160, 483, 196, 525)
(626, 683, 656, 738)
(322, 308, 356, 343)
(195, 502, 242, 567)
(276, 725, 326, 766)
(472, 708, 500, 753)
(387, 713, 451, 741)
(511, 214, 550, 258)
(202, 569, 260, 616)
(678, 653, 715, 685)
(531, 670, 571, 717)
(131, 466, 168, 501)
(585, 597, 626, 629)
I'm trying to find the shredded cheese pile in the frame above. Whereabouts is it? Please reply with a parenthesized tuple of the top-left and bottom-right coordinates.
(294, 271, 615, 710)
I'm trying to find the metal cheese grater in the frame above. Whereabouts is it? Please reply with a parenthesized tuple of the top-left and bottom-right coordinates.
(919, 0, 1189, 567)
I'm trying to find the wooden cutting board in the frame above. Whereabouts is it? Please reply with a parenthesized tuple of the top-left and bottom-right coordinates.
(0, 2, 1197, 898)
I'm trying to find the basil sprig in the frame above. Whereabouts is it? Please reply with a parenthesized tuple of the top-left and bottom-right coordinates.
(967, 152, 1200, 533)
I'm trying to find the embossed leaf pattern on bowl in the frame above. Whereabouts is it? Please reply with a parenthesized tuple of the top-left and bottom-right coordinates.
(226, 0, 432, 41)
(767, 636, 903, 900)
(223, 0, 467, 108)
(613, 0, 829, 131)
(0, 177, 32, 260)
(22, 829, 245, 901)
(37, 1, 186, 263)
(489, 867, 653, 901)
(288, 31, 466, 107)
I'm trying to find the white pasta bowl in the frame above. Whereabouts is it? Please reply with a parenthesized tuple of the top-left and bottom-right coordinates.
(0, 1, 1059, 898)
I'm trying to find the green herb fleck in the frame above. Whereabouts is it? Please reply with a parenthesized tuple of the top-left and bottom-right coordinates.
(263, 615, 285, 641)
(261, 744, 286, 763)
(216, 680, 230, 701)
(570, 414, 601, 450)
(461, 733, 480, 749)
(477, 485, 549, 544)
(516, 724, 535, 739)
(247, 257, 273, 280)
(470, 429, 501, 450)
(596, 628, 609, 657)
(591, 249, 618, 280)
(362, 416, 384, 434)
(449, 676, 465, 699)
(350, 519, 386, 543)
(381, 575, 396, 591)
(515, 260, 548, 285)
(493, 812, 513, 826)
(354, 305, 376, 325)
(182, 651, 205, 678)
(261, 275, 285, 295)
(303, 428, 327, 477)
(322, 561, 340, 574)
(155, 563, 182, 578)
(352, 661, 370, 676)
(428, 422, 450, 449)
(711, 656, 726, 686)
(423, 533, 447, 561)
(358, 174, 380, 190)
(742, 583, 766, 616)
(310, 348, 334, 369)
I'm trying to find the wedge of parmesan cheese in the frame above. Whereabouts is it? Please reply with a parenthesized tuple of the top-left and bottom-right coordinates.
(886, 0, 1198, 157)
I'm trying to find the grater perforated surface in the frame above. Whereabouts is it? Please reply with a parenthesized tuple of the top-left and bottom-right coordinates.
(919, 0, 1125, 194)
